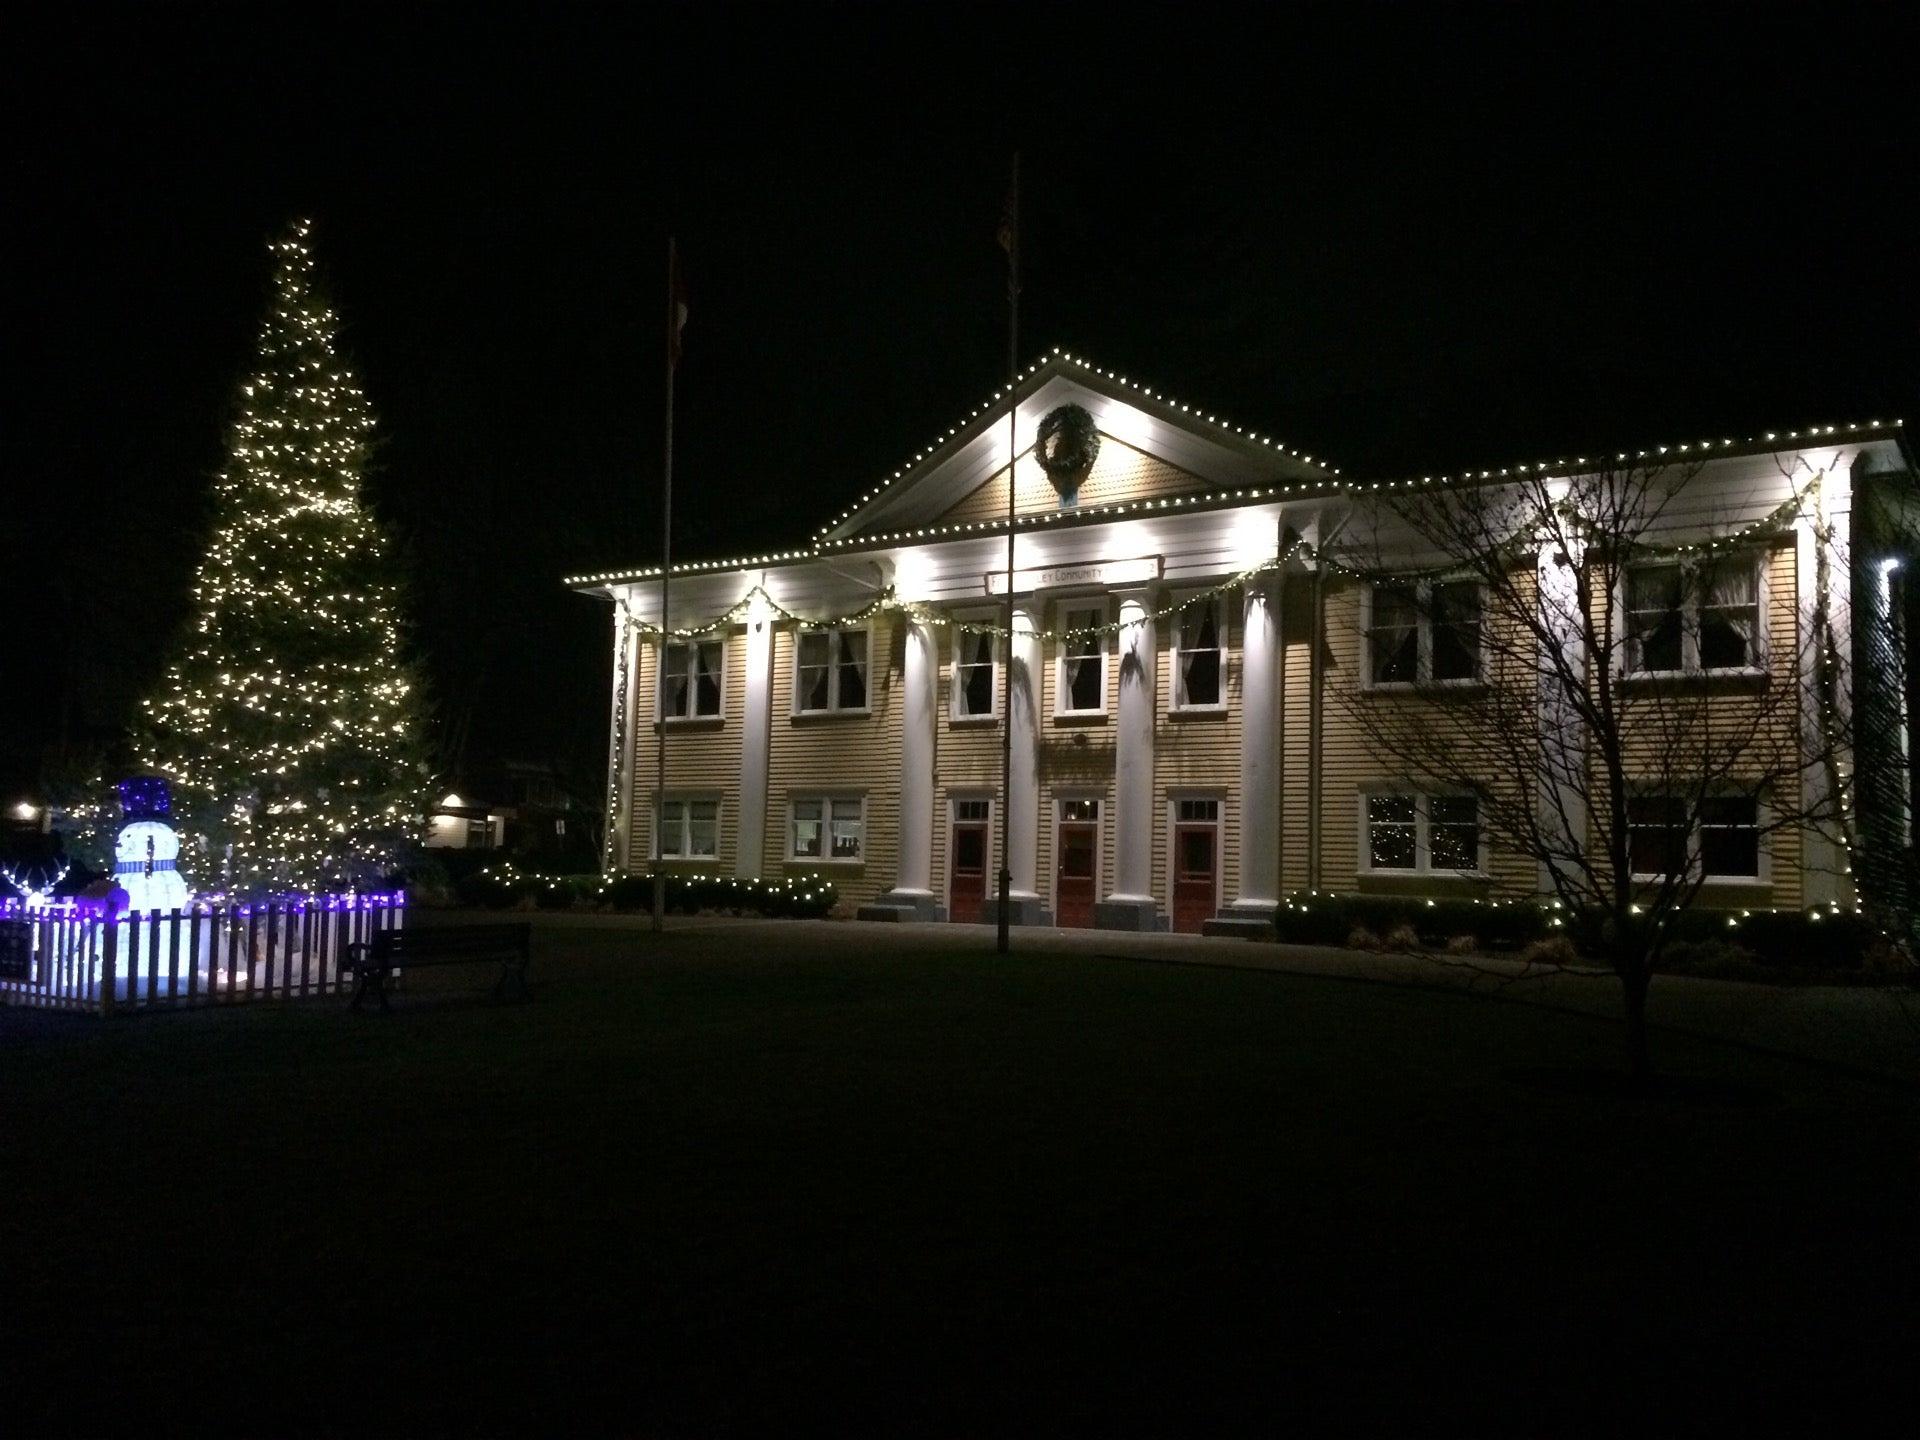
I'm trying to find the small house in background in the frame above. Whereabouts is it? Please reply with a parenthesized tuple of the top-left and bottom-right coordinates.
(425, 790, 512, 850)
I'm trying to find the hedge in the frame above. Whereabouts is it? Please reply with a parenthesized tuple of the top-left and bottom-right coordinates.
(450, 866, 837, 919)
(1270, 890, 1893, 971)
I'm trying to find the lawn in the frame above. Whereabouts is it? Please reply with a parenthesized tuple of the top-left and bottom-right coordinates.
(3, 917, 1915, 1435)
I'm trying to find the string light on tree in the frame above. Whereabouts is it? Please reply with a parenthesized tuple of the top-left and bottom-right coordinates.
(138, 218, 429, 894)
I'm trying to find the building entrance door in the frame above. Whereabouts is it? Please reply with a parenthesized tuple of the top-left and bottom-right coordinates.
(1055, 799, 1099, 928)
(1172, 799, 1220, 933)
(949, 800, 990, 924)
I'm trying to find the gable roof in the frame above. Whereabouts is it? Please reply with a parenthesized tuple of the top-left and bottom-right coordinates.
(814, 350, 1338, 544)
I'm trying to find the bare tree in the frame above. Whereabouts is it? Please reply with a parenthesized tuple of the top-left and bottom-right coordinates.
(1327, 458, 1853, 1083)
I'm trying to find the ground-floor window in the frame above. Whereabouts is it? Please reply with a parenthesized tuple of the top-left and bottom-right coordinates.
(1364, 792, 1481, 873)
(1628, 793, 1761, 879)
(658, 797, 719, 859)
(792, 796, 864, 861)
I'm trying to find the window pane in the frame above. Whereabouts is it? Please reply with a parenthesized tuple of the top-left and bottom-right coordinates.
(797, 633, 830, 711)
(662, 643, 690, 717)
(829, 799, 863, 859)
(1177, 799, 1219, 822)
(687, 801, 718, 857)
(955, 799, 990, 822)
(792, 800, 822, 858)
(1063, 612, 1104, 710)
(1629, 569, 1684, 672)
(694, 642, 723, 715)
(1701, 795, 1758, 877)
(836, 632, 868, 709)
(1062, 799, 1098, 823)
(659, 801, 684, 856)
(1628, 796, 1688, 876)
(1179, 602, 1222, 706)
(1432, 583, 1480, 681)
(1700, 563, 1757, 670)
(1368, 794, 1417, 869)
(1429, 796, 1479, 870)
(1370, 585, 1418, 683)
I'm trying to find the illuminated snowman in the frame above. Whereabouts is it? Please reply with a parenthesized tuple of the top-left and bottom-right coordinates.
(114, 776, 193, 914)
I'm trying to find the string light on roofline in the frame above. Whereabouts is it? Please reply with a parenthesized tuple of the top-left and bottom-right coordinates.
(566, 418, 1903, 591)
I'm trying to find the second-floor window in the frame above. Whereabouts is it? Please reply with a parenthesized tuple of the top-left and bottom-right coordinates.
(660, 640, 723, 719)
(1626, 558, 1761, 675)
(796, 628, 869, 712)
(954, 630, 997, 718)
(1173, 596, 1225, 708)
(1059, 605, 1106, 712)
(1367, 581, 1481, 685)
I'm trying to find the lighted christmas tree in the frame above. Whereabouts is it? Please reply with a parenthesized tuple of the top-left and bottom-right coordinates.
(139, 218, 428, 893)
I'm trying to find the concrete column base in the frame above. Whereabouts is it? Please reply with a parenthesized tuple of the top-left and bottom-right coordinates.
(983, 894, 1054, 928)
(1093, 897, 1168, 932)
(857, 890, 947, 923)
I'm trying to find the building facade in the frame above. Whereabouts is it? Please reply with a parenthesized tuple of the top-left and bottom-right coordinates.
(572, 354, 1914, 931)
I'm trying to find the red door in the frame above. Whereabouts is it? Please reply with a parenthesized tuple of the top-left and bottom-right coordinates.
(1172, 823, 1218, 933)
(1056, 822, 1097, 928)
(950, 822, 988, 923)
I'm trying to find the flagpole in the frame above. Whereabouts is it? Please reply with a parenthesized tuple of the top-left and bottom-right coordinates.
(653, 236, 676, 934)
(997, 154, 1019, 957)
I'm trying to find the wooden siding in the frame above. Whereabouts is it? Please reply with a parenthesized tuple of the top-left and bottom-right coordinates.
(625, 627, 749, 876)
(763, 615, 903, 911)
(938, 433, 1214, 525)
(931, 624, 1008, 909)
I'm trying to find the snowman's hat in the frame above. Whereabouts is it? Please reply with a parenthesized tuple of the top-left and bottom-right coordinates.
(117, 775, 173, 823)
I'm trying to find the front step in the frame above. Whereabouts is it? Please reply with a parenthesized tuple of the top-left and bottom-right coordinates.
(1201, 915, 1275, 940)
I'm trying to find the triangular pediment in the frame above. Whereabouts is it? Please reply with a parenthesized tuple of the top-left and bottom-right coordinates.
(816, 352, 1337, 544)
(937, 432, 1214, 525)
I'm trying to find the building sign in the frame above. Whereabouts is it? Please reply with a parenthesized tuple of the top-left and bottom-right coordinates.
(984, 555, 1162, 596)
(0, 920, 32, 982)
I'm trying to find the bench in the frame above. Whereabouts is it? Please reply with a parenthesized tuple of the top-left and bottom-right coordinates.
(345, 923, 532, 1012)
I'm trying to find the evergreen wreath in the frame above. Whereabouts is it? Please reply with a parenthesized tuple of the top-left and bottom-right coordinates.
(1034, 403, 1101, 483)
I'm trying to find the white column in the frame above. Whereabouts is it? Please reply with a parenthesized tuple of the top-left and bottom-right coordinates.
(1099, 587, 1161, 927)
(1228, 575, 1281, 914)
(898, 614, 937, 896)
(734, 587, 775, 880)
(862, 612, 941, 918)
(1008, 605, 1044, 913)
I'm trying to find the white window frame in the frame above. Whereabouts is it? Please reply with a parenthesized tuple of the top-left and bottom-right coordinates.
(949, 617, 1002, 723)
(1620, 551, 1769, 680)
(1164, 791, 1225, 919)
(1362, 579, 1484, 690)
(1626, 788, 1771, 885)
(656, 636, 727, 723)
(1358, 788, 1487, 877)
(788, 794, 866, 864)
(1053, 597, 1112, 718)
(944, 794, 996, 916)
(654, 793, 722, 861)
(791, 624, 874, 717)
(1169, 591, 1229, 713)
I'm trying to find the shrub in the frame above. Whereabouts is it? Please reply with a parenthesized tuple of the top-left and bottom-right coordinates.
(1517, 935, 1580, 969)
(1383, 923, 1422, 952)
(1274, 893, 1550, 951)
(1445, 934, 1478, 956)
(1345, 925, 1381, 951)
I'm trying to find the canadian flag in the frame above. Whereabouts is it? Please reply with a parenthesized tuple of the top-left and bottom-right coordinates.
(667, 240, 689, 369)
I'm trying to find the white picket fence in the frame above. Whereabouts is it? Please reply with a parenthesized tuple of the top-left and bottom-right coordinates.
(0, 893, 404, 1015)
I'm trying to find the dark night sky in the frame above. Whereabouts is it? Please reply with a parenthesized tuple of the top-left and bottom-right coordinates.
(4, 2, 1914, 800)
